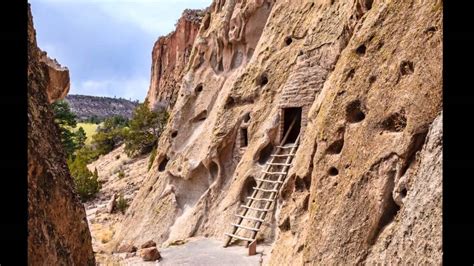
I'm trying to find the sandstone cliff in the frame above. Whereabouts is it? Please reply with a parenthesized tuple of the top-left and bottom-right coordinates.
(145, 9, 204, 110)
(111, 0, 442, 264)
(27, 4, 95, 264)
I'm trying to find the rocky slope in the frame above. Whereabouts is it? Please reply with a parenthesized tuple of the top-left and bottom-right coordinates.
(65, 94, 139, 121)
(145, 9, 204, 110)
(27, 4, 95, 265)
(108, 0, 442, 264)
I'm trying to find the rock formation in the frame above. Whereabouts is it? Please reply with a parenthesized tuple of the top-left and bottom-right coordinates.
(27, 4, 95, 264)
(109, 0, 442, 264)
(145, 9, 205, 110)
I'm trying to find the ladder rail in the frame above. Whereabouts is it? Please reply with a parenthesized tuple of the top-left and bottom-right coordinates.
(224, 115, 300, 247)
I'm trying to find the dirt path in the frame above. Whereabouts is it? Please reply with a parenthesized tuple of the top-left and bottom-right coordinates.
(112, 238, 270, 265)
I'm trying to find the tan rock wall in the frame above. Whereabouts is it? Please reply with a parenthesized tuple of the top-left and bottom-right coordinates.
(27, 4, 95, 265)
(112, 0, 442, 264)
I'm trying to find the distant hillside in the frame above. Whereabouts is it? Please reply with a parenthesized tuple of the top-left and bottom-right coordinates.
(65, 95, 140, 122)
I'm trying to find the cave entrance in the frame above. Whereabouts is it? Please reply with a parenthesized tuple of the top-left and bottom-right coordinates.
(281, 107, 302, 144)
(240, 128, 249, 148)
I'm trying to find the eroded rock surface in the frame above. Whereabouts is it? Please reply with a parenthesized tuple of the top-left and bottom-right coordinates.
(27, 4, 95, 265)
(146, 9, 205, 110)
(109, 0, 442, 264)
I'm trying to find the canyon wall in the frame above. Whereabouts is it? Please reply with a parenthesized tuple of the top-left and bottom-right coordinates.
(27, 4, 95, 265)
(112, 0, 442, 264)
(145, 9, 204, 110)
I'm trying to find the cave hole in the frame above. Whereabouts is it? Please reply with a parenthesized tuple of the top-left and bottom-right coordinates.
(203, 14, 211, 30)
(304, 175, 312, 190)
(257, 142, 274, 165)
(243, 112, 251, 123)
(240, 128, 249, 148)
(328, 167, 339, 176)
(209, 161, 219, 182)
(279, 217, 291, 232)
(195, 84, 203, 93)
(281, 107, 302, 144)
(400, 60, 414, 76)
(400, 188, 407, 198)
(303, 194, 310, 211)
(381, 111, 407, 132)
(346, 100, 366, 123)
(284, 36, 293, 46)
(356, 44, 366, 55)
(345, 68, 355, 81)
(240, 176, 257, 203)
(225, 96, 235, 108)
(256, 73, 269, 86)
(365, 0, 374, 10)
(369, 75, 377, 84)
(326, 138, 344, 155)
(192, 110, 208, 122)
(295, 177, 306, 192)
(158, 157, 169, 172)
(171, 131, 178, 138)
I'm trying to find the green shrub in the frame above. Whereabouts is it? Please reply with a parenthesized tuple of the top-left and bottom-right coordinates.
(148, 146, 157, 171)
(68, 157, 101, 201)
(124, 100, 168, 157)
(116, 193, 128, 214)
(92, 115, 129, 155)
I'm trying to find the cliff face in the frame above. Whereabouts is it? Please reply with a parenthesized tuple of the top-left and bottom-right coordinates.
(145, 9, 204, 110)
(27, 5, 95, 265)
(112, 0, 442, 264)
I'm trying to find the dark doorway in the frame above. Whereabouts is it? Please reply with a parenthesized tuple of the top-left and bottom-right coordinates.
(240, 128, 248, 147)
(282, 107, 302, 144)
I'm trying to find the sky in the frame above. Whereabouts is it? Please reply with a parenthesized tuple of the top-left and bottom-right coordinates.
(29, 0, 211, 102)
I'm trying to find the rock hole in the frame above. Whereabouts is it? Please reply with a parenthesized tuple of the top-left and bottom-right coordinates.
(425, 26, 437, 33)
(230, 50, 243, 69)
(281, 107, 302, 144)
(225, 96, 235, 108)
(400, 60, 414, 76)
(400, 188, 407, 198)
(192, 110, 208, 122)
(345, 68, 355, 81)
(365, 0, 374, 10)
(295, 177, 306, 192)
(218, 58, 224, 72)
(355, 44, 366, 55)
(195, 84, 203, 93)
(279, 217, 291, 232)
(158, 157, 169, 172)
(381, 111, 407, 132)
(369, 75, 377, 84)
(240, 128, 249, 148)
(326, 138, 344, 154)
(257, 142, 274, 165)
(256, 73, 268, 86)
(171, 131, 178, 138)
(240, 176, 257, 203)
(304, 175, 311, 190)
(209, 161, 219, 182)
(243, 112, 251, 122)
(346, 100, 366, 123)
(328, 167, 339, 176)
(284, 36, 293, 46)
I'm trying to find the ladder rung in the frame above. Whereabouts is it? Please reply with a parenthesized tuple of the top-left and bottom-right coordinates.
(271, 154, 295, 157)
(255, 178, 282, 184)
(253, 187, 278, 193)
(247, 196, 274, 202)
(262, 171, 287, 175)
(224, 233, 254, 242)
(231, 223, 260, 231)
(234, 214, 264, 222)
(277, 145, 297, 149)
(267, 162, 292, 166)
(241, 205, 271, 212)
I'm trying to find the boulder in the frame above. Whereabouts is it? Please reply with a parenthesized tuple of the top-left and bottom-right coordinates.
(140, 240, 157, 249)
(116, 243, 137, 253)
(139, 247, 161, 261)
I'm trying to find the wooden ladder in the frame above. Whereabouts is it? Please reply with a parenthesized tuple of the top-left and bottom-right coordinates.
(224, 116, 300, 248)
